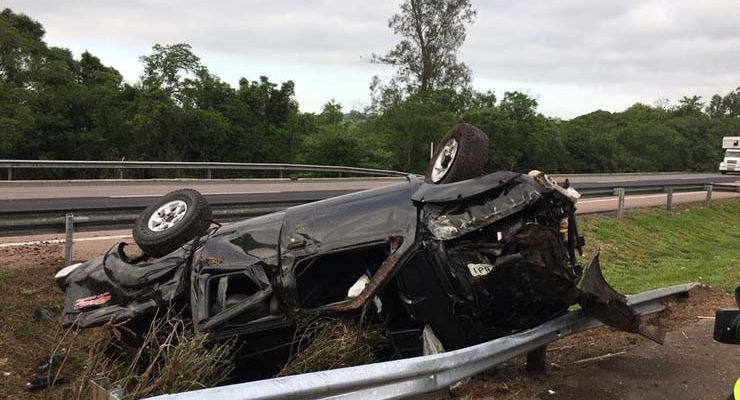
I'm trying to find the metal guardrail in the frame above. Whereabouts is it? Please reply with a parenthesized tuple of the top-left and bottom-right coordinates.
(2, 181, 739, 265)
(582, 183, 739, 220)
(0, 159, 409, 180)
(136, 283, 694, 400)
(2, 182, 737, 237)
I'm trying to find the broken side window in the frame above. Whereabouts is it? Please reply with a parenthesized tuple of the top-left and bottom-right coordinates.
(197, 263, 275, 332)
(294, 243, 390, 309)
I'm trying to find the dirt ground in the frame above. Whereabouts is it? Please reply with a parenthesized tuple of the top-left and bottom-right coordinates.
(1, 239, 739, 399)
(0, 239, 125, 399)
(454, 288, 740, 400)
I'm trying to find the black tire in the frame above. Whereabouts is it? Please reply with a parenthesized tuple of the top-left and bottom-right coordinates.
(721, 171, 727, 175)
(425, 123, 489, 184)
(133, 189, 212, 258)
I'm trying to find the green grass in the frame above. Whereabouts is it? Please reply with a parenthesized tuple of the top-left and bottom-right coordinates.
(578, 199, 740, 294)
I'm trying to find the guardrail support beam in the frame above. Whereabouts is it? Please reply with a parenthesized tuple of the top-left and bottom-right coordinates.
(64, 213, 74, 266)
(666, 187, 673, 211)
(207, 169, 212, 179)
(118, 168, 123, 180)
(616, 188, 625, 221)
(525, 345, 547, 374)
(704, 184, 713, 207)
(6, 167, 11, 181)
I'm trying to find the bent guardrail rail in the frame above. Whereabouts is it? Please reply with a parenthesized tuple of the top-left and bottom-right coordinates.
(0, 159, 409, 180)
(134, 283, 694, 400)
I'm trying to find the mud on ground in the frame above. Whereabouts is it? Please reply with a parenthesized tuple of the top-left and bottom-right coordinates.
(1, 240, 739, 399)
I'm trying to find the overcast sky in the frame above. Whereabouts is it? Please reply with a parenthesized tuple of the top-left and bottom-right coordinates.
(6, 0, 740, 118)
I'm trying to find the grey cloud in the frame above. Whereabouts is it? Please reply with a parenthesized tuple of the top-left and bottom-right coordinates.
(465, 0, 740, 90)
(5, 0, 740, 116)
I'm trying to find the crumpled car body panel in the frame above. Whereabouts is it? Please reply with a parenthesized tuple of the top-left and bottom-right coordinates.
(281, 177, 421, 255)
(61, 244, 192, 328)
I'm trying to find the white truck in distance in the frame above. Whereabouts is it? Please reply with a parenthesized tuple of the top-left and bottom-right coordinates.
(719, 136, 740, 174)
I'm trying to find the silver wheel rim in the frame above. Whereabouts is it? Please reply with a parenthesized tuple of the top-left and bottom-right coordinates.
(431, 139, 459, 183)
(148, 200, 188, 232)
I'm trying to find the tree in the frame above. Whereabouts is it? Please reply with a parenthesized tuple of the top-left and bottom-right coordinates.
(372, 90, 462, 171)
(140, 43, 204, 105)
(674, 95, 704, 116)
(0, 8, 46, 86)
(722, 88, 740, 117)
(706, 88, 740, 118)
(464, 91, 566, 173)
(370, 0, 476, 107)
(297, 102, 391, 168)
(706, 94, 726, 118)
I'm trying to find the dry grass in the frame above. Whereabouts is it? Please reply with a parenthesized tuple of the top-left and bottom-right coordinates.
(48, 310, 236, 399)
(277, 316, 385, 377)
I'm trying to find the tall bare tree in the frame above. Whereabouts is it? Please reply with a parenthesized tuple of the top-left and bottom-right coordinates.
(371, 0, 476, 104)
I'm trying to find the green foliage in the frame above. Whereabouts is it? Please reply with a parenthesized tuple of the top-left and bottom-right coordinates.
(1, 8, 739, 178)
(706, 87, 740, 118)
(298, 102, 392, 169)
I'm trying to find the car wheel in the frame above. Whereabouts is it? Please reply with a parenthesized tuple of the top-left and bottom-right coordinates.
(425, 123, 489, 184)
(133, 189, 212, 258)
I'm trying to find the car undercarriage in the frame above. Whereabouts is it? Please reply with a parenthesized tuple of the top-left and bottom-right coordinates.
(58, 165, 663, 379)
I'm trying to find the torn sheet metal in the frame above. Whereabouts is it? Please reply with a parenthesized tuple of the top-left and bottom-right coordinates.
(421, 175, 547, 240)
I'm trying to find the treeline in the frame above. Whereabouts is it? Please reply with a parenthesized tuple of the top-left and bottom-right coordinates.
(1, 9, 739, 179)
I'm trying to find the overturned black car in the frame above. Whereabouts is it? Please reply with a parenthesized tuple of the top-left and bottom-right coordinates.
(56, 124, 662, 377)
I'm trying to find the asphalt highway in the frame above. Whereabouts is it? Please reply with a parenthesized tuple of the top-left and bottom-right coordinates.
(0, 173, 737, 213)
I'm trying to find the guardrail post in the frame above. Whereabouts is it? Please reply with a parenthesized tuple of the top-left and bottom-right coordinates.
(6, 167, 10, 181)
(526, 345, 547, 374)
(207, 169, 212, 179)
(704, 184, 713, 207)
(279, 170, 284, 179)
(666, 187, 673, 211)
(616, 188, 625, 221)
(64, 213, 74, 266)
(90, 377, 125, 400)
(118, 168, 123, 180)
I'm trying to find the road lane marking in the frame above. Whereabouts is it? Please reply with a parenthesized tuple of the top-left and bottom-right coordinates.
(109, 190, 284, 198)
(109, 194, 159, 198)
(0, 235, 132, 248)
(200, 191, 282, 195)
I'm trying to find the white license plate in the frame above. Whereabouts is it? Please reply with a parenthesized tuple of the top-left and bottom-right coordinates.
(467, 263, 493, 277)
